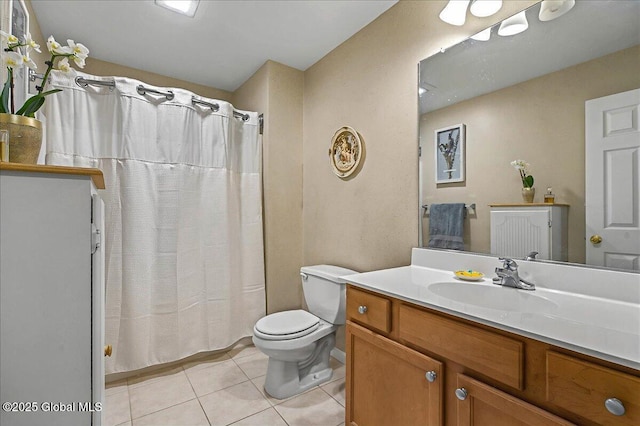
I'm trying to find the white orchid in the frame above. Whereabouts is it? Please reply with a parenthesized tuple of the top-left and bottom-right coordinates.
(47, 35, 71, 55)
(56, 57, 73, 74)
(2, 32, 89, 116)
(511, 159, 534, 188)
(25, 33, 41, 53)
(67, 39, 89, 59)
(21, 54, 37, 69)
(2, 51, 24, 69)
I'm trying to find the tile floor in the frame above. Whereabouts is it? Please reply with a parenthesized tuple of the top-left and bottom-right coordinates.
(105, 343, 346, 426)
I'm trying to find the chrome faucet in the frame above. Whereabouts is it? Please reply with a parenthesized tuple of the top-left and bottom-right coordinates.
(493, 258, 535, 290)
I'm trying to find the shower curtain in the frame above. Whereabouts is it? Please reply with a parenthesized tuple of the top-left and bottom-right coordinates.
(43, 71, 265, 374)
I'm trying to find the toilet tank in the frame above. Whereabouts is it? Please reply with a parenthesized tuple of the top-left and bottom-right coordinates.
(300, 265, 357, 325)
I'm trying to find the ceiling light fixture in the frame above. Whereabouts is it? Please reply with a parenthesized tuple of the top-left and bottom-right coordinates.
(154, 0, 200, 18)
(471, 27, 492, 41)
(469, 0, 503, 18)
(439, 0, 471, 26)
(539, 0, 575, 22)
(498, 10, 528, 36)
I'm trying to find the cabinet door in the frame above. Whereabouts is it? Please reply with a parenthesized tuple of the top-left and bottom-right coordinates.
(346, 321, 442, 426)
(490, 208, 550, 259)
(455, 374, 572, 426)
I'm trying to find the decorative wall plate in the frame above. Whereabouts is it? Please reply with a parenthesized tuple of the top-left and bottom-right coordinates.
(329, 126, 364, 178)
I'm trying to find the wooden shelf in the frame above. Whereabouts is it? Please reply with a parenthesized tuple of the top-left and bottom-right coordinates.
(0, 162, 105, 189)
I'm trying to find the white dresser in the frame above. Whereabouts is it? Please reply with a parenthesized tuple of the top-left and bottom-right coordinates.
(0, 163, 105, 426)
(490, 203, 569, 261)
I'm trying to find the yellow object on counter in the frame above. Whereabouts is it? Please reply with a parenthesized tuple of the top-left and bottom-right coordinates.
(454, 270, 484, 281)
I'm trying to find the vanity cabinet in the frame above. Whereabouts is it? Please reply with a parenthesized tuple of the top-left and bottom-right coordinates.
(345, 285, 640, 426)
(0, 164, 106, 426)
(490, 204, 569, 261)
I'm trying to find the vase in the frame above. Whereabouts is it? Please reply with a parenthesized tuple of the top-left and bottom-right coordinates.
(0, 114, 43, 164)
(522, 187, 535, 203)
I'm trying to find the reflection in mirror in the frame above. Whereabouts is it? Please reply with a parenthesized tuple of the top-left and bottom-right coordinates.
(418, 0, 640, 272)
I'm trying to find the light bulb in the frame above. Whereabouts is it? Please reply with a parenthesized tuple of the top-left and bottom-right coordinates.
(470, 0, 502, 18)
(471, 27, 491, 41)
(498, 11, 528, 36)
(439, 0, 471, 26)
(539, 0, 575, 22)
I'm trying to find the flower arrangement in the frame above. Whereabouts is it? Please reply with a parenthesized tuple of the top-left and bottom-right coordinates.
(511, 159, 534, 188)
(1, 31, 88, 117)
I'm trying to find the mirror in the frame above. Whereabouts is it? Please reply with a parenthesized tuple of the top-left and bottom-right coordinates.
(418, 0, 640, 271)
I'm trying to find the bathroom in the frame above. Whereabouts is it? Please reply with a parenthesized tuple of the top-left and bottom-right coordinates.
(0, 0, 638, 425)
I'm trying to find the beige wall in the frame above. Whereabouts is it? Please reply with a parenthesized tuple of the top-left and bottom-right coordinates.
(234, 61, 305, 314)
(421, 46, 640, 263)
(302, 0, 537, 273)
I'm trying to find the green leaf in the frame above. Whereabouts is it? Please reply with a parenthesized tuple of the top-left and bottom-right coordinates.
(523, 175, 534, 188)
(0, 75, 10, 114)
(14, 89, 61, 116)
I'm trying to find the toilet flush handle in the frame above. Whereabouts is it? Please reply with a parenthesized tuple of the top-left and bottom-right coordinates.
(300, 272, 308, 280)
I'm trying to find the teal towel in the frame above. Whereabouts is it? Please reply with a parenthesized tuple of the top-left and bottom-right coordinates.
(428, 203, 465, 250)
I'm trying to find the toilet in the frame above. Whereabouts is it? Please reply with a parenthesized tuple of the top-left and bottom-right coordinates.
(252, 264, 357, 399)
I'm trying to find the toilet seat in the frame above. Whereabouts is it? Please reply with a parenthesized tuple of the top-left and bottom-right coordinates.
(254, 310, 320, 340)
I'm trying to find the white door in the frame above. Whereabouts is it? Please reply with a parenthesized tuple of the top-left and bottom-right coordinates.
(585, 89, 640, 270)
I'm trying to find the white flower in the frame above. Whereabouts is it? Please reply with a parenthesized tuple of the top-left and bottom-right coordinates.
(510, 159, 529, 171)
(47, 35, 71, 54)
(67, 39, 89, 59)
(21, 54, 37, 69)
(25, 33, 41, 53)
(72, 55, 86, 69)
(1, 51, 24, 69)
(1, 30, 19, 46)
(56, 57, 74, 74)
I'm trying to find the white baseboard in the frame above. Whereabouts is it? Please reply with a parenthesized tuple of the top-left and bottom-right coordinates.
(330, 347, 345, 364)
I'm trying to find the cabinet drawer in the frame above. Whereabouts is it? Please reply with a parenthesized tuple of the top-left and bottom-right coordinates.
(547, 351, 640, 425)
(346, 286, 391, 333)
(399, 304, 524, 390)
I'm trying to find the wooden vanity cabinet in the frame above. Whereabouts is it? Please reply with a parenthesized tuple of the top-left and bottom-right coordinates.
(345, 285, 640, 426)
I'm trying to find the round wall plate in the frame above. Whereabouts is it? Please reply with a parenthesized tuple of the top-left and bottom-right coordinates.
(329, 126, 364, 178)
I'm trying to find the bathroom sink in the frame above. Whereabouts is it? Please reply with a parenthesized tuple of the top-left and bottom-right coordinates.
(427, 281, 558, 313)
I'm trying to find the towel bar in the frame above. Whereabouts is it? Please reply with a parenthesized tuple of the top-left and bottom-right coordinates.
(422, 203, 476, 217)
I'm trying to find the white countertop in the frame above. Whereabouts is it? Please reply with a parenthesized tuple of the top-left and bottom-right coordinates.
(342, 249, 640, 370)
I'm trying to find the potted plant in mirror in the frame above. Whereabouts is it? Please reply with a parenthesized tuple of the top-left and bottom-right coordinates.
(511, 159, 535, 203)
(1, 32, 88, 163)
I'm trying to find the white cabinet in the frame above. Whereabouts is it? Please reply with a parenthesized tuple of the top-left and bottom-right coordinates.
(0, 164, 105, 426)
(490, 204, 569, 261)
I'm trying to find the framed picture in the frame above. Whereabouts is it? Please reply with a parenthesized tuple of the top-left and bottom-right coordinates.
(434, 123, 465, 184)
(1, 0, 30, 111)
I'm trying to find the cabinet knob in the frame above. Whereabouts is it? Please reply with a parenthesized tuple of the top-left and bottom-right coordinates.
(604, 398, 625, 416)
(590, 234, 603, 244)
(104, 345, 112, 357)
(358, 305, 368, 314)
(425, 371, 437, 383)
(455, 387, 468, 401)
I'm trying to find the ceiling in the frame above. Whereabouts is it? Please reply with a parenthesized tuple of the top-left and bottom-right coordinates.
(31, 0, 398, 92)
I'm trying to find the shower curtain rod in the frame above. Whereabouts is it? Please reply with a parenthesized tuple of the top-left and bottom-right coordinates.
(70, 76, 261, 130)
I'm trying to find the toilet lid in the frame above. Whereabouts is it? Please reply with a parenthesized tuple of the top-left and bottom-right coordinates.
(254, 310, 320, 340)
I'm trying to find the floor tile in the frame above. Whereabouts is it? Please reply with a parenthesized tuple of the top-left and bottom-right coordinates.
(105, 379, 129, 396)
(105, 389, 131, 426)
(234, 352, 269, 379)
(129, 372, 196, 419)
(115, 422, 131, 426)
(321, 379, 345, 406)
(132, 399, 209, 426)
(182, 351, 231, 373)
(185, 358, 249, 397)
(228, 344, 261, 360)
(275, 388, 345, 426)
(327, 358, 345, 382)
(199, 380, 271, 426)
(127, 365, 185, 389)
(231, 407, 288, 426)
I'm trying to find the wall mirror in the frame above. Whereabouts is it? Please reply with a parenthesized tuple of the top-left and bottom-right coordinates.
(418, 0, 639, 272)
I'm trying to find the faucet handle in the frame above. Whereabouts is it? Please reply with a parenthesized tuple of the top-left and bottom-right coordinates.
(524, 251, 539, 261)
(498, 257, 518, 270)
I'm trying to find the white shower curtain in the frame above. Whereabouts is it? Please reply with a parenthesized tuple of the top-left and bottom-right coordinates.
(43, 71, 265, 374)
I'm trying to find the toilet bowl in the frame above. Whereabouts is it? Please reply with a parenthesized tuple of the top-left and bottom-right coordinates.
(252, 265, 357, 399)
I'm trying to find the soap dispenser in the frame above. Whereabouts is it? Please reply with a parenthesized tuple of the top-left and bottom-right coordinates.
(544, 187, 555, 203)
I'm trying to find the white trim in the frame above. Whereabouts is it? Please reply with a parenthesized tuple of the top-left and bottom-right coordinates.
(330, 347, 345, 364)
